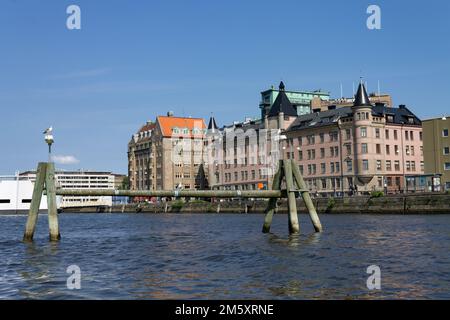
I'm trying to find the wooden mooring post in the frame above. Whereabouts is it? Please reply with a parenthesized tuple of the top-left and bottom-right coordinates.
(23, 162, 61, 242)
(23, 160, 322, 241)
(262, 159, 323, 234)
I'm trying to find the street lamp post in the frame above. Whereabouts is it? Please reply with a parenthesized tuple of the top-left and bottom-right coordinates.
(43, 127, 54, 163)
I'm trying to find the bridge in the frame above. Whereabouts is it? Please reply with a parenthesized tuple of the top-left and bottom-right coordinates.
(23, 159, 323, 242)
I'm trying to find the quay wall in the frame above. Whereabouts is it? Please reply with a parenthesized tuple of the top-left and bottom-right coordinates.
(60, 193, 450, 214)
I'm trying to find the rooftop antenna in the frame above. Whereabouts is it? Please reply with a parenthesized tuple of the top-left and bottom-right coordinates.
(340, 83, 343, 99)
(377, 80, 381, 96)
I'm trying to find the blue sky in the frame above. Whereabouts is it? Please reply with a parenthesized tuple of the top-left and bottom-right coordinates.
(0, 0, 449, 174)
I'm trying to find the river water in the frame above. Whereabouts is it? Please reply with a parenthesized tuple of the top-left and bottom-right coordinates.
(1, 213, 449, 299)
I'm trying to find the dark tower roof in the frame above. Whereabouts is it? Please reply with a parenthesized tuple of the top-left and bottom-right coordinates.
(267, 82, 297, 117)
(354, 81, 372, 107)
(208, 116, 219, 132)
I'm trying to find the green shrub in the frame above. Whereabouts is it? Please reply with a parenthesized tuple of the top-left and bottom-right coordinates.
(171, 200, 184, 209)
(370, 191, 384, 198)
(326, 197, 336, 212)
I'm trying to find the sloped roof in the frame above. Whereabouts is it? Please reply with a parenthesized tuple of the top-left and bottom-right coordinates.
(138, 122, 156, 133)
(288, 103, 421, 131)
(354, 82, 372, 107)
(208, 116, 219, 131)
(267, 82, 298, 117)
(157, 116, 206, 138)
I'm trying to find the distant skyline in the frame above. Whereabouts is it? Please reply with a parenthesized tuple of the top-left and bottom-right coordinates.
(1, 0, 449, 174)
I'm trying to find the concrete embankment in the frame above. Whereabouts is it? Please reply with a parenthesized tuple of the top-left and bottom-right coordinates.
(60, 193, 450, 214)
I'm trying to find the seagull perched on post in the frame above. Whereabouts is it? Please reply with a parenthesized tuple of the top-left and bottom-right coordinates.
(43, 126, 53, 134)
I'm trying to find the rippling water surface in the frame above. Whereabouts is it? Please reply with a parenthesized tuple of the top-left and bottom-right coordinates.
(1, 213, 450, 299)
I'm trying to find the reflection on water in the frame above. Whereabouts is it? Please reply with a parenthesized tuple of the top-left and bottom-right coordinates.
(1, 213, 450, 299)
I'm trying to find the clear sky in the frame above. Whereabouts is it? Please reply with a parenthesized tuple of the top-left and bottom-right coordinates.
(1, 0, 449, 174)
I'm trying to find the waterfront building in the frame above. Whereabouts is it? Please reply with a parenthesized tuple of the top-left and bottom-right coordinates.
(151, 113, 209, 190)
(422, 116, 450, 191)
(259, 83, 330, 118)
(19, 170, 120, 208)
(127, 121, 155, 191)
(211, 81, 424, 195)
(285, 82, 424, 196)
(211, 82, 296, 191)
(0, 173, 48, 213)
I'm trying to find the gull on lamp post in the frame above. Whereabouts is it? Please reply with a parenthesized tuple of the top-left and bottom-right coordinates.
(43, 126, 54, 163)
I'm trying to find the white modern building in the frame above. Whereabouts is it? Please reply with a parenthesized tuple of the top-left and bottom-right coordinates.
(0, 173, 48, 214)
(20, 170, 118, 208)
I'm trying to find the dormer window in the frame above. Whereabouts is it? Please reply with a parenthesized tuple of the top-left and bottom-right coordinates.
(172, 127, 179, 134)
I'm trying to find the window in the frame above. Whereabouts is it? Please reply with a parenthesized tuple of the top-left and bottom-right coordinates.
(385, 129, 390, 139)
(298, 137, 303, 145)
(406, 161, 411, 171)
(386, 160, 392, 171)
(386, 145, 390, 155)
(387, 177, 393, 186)
(307, 135, 316, 145)
(320, 133, 325, 143)
(376, 144, 381, 154)
(362, 160, 369, 171)
(321, 179, 327, 189)
(335, 162, 340, 173)
(410, 131, 414, 140)
(405, 130, 409, 140)
(299, 165, 304, 175)
(308, 164, 312, 175)
(346, 160, 353, 172)
(411, 161, 416, 172)
(362, 143, 368, 154)
(445, 163, 450, 171)
(321, 163, 326, 174)
(395, 145, 399, 155)
(444, 147, 450, 155)
(298, 150, 303, 160)
(330, 163, 335, 173)
(361, 127, 367, 137)
(443, 129, 449, 137)
(411, 146, 415, 156)
(394, 130, 398, 140)
(394, 160, 400, 171)
(330, 147, 334, 157)
(375, 128, 380, 138)
(420, 132, 423, 141)
(320, 148, 325, 158)
(406, 146, 410, 155)
(346, 129, 351, 140)
(334, 147, 339, 157)
(376, 160, 382, 171)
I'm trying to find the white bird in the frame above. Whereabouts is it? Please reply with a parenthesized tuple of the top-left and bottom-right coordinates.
(43, 126, 53, 134)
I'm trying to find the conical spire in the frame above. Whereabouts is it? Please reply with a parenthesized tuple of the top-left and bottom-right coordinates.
(208, 115, 219, 133)
(354, 80, 372, 107)
(267, 81, 297, 117)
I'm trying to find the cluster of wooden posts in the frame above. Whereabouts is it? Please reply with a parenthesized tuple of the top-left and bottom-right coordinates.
(23, 159, 322, 242)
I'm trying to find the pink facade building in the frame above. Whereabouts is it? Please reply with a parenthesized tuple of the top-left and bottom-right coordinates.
(209, 81, 424, 195)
